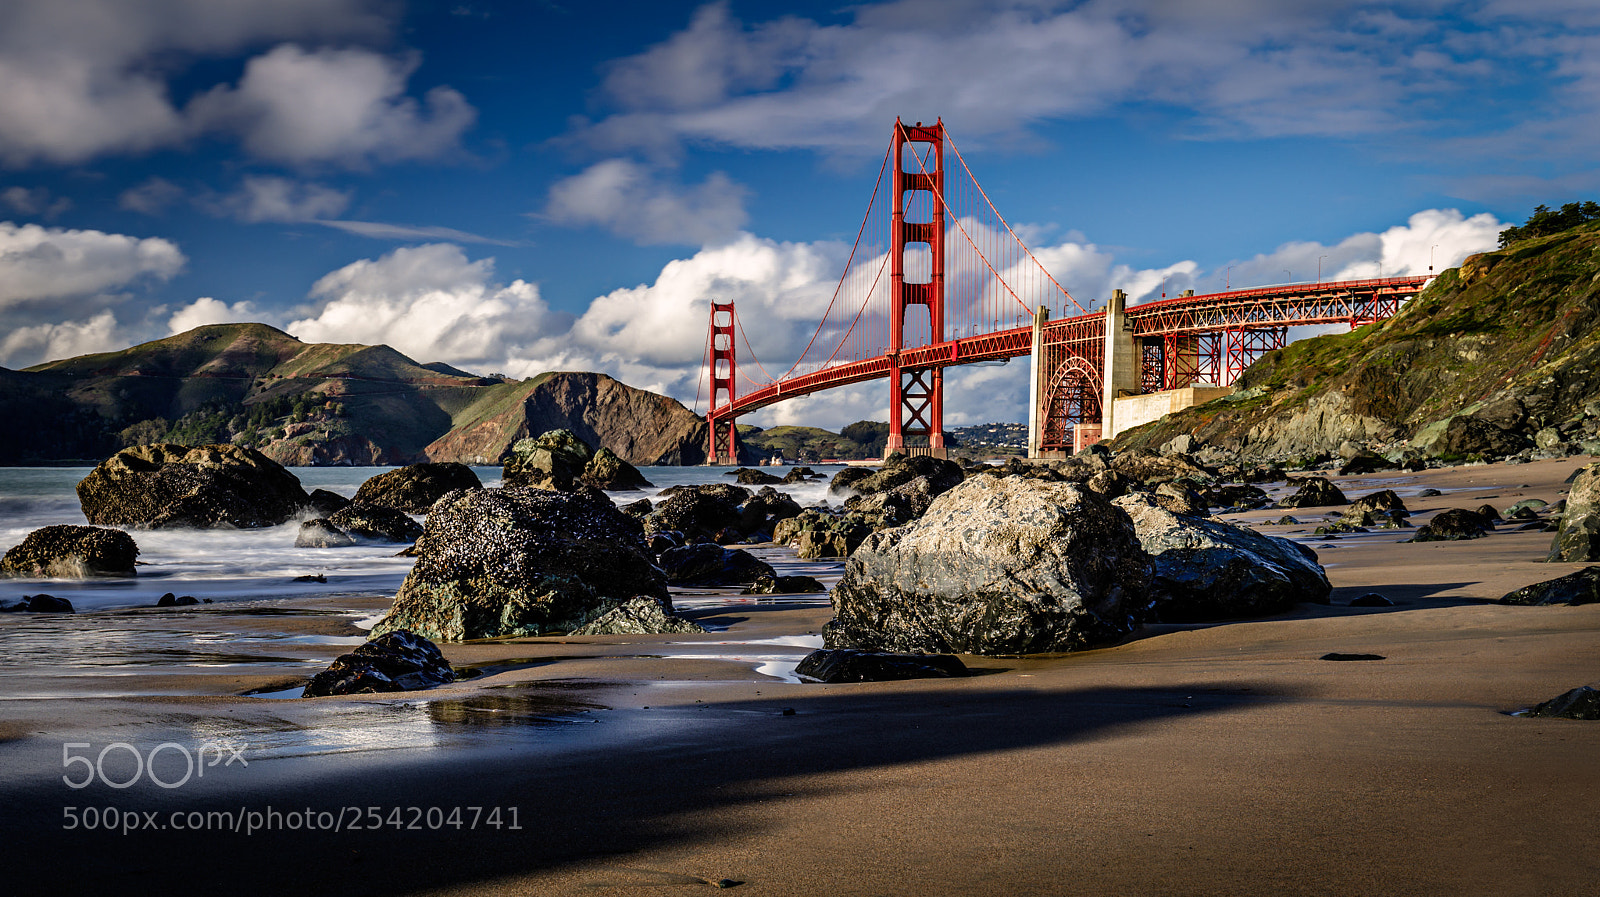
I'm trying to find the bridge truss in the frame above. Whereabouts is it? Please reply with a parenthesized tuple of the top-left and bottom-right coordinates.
(703, 120, 1430, 463)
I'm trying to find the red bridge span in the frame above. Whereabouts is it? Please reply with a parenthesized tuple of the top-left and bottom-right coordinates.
(704, 120, 1429, 462)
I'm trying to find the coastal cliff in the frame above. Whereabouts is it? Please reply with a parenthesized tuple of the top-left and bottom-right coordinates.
(1115, 219, 1600, 461)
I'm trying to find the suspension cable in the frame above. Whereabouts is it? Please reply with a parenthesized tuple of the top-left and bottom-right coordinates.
(946, 131, 1088, 315)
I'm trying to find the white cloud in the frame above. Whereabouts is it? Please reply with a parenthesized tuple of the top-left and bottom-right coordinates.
(570, 0, 1600, 169)
(202, 175, 351, 223)
(0, 0, 394, 166)
(188, 45, 476, 168)
(0, 222, 184, 309)
(278, 206, 1506, 431)
(289, 243, 563, 371)
(544, 159, 749, 246)
(167, 297, 262, 334)
(0, 309, 123, 369)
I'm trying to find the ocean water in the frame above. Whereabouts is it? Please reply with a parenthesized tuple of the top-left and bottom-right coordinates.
(0, 463, 847, 613)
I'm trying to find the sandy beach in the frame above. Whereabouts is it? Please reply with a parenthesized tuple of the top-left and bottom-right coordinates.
(3, 458, 1598, 896)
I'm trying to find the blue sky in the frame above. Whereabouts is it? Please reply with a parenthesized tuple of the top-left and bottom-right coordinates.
(0, 0, 1592, 428)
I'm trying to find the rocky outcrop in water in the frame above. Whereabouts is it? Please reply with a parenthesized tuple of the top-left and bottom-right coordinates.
(371, 487, 668, 641)
(328, 503, 424, 543)
(0, 593, 74, 613)
(295, 519, 355, 548)
(569, 596, 706, 635)
(353, 463, 482, 514)
(301, 630, 455, 697)
(503, 429, 652, 492)
(826, 476, 1153, 655)
(645, 484, 747, 543)
(1, 525, 138, 577)
(1113, 493, 1331, 621)
(76, 443, 310, 528)
(743, 574, 827, 594)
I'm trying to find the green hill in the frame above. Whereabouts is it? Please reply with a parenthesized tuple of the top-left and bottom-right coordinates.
(1114, 217, 1600, 462)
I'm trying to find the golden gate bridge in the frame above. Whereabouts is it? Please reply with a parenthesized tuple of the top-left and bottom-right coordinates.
(703, 119, 1428, 463)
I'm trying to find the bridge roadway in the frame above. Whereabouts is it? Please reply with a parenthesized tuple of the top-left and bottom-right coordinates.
(713, 275, 1430, 421)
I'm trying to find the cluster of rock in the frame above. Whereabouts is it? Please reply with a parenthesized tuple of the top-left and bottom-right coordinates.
(502, 429, 652, 492)
(297, 463, 481, 549)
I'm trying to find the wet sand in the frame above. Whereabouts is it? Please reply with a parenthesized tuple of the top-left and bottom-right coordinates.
(3, 459, 1599, 896)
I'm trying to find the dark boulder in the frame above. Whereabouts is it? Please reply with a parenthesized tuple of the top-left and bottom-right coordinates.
(1350, 592, 1395, 607)
(1475, 504, 1503, 522)
(1548, 463, 1600, 562)
(619, 498, 653, 518)
(1417, 488, 1443, 497)
(796, 648, 968, 683)
(730, 467, 782, 485)
(657, 543, 776, 586)
(305, 488, 352, 517)
(743, 574, 827, 594)
(570, 596, 706, 635)
(295, 518, 356, 548)
(1411, 508, 1492, 542)
(76, 443, 309, 528)
(1202, 484, 1271, 510)
(1348, 490, 1408, 515)
(826, 476, 1153, 655)
(582, 446, 653, 491)
(1433, 416, 1531, 459)
(1522, 685, 1600, 720)
(843, 453, 966, 498)
(1, 525, 138, 577)
(773, 509, 872, 559)
(1499, 567, 1600, 606)
(302, 629, 455, 697)
(738, 487, 802, 535)
(648, 485, 747, 542)
(781, 467, 819, 484)
(1339, 452, 1397, 475)
(328, 503, 424, 543)
(155, 593, 200, 607)
(1281, 477, 1348, 509)
(353, 463, 482, 514)
(0, 594, 74, 613)
(827, 466, 877, 495)
(1114, 493, 1332, 622)
(371, 487, 668, 641)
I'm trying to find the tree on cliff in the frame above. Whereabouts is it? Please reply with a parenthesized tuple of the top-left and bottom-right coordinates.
(1498, 201, 1600, 247)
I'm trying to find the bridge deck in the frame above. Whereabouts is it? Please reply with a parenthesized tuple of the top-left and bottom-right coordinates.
(713, 275, 1429, 418)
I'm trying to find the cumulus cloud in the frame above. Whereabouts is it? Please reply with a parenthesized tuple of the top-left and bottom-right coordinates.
(278, 206, 1505, 430)
(544, 159, 749, 246)
(0, 309, 123, 369)
(0, 222, 184, 309)
(200, 175, 351, 223)
(0, 1, 471, 168)
(188, 45, 476, 168)
(289, 243, 564, 372)
(167, 297, 263, 334)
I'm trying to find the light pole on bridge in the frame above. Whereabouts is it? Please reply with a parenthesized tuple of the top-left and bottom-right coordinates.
(1317, 255, 1328, 283)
